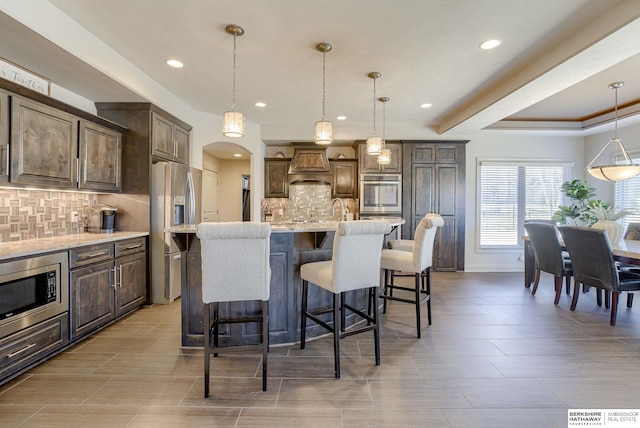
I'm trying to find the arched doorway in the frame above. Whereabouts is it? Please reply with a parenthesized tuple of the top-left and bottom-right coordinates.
(202, 142, 252, 222)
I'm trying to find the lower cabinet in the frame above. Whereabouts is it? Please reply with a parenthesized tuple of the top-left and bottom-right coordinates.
(69, 237, 146, 339)
(0, 313, 69, 381)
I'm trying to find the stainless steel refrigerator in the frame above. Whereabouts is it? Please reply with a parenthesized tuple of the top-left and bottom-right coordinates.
(151, 161, 202, 304)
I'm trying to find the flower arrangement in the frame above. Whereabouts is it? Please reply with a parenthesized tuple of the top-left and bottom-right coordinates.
(587, 205, 638, 221)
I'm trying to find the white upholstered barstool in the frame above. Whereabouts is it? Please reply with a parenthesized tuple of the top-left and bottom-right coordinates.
(196, 222, 271, 398)
(380, 213, 444, 338)
(300, 220, 391, 379)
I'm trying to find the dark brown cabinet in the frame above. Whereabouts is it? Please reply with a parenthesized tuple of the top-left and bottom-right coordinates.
(330, 159, 358, 198)
(79, 121, 121, 191)
(0, 89, 8, 183)
(152, 112, 190, 164)
(264, 158, 290, 198)
(10, 95, 79, 188)
(402, 141, 467, 271)
(69, 237, 146, 339)
(358, 141, 402, 173)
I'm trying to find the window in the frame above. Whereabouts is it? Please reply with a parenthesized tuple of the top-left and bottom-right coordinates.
(478, 160, 572, 248)
(614, 151, 640, 231)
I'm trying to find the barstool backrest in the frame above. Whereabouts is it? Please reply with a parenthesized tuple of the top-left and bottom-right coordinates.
(413, 214, 444, 272)
(332, 220, 391, 293)
(196, 222, 271, 303)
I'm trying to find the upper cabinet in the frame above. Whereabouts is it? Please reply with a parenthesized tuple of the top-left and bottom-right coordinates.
(152, 112, 190, 164)
(357, 141, 402, 173)
(264, 158, 290, 198)
(10, 95, 79, 188)
(330, 159, 358, 198)
(79, 121, 121, 191)
(0, 89, 8, 183)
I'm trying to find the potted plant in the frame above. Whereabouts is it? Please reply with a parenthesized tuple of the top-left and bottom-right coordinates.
(552, 179, 603, 226)
(588, 204, 638, 246)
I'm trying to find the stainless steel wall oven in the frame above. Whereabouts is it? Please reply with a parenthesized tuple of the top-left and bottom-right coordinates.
(0, 252, 69, 339)
(359, 174, 402, 215)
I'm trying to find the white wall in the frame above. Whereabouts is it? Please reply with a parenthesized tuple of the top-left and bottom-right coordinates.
(216, 159, 251, 221)
(463, 132, 584, 272)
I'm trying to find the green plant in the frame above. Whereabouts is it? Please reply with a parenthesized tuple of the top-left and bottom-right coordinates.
(552, 179, 604, 226)
(587, 205, 638, 221)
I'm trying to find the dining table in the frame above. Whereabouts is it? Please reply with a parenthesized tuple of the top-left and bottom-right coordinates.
(523, 236, 640, 287)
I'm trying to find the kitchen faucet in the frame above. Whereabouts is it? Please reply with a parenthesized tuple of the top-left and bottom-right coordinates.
(331, 198, 346, 221)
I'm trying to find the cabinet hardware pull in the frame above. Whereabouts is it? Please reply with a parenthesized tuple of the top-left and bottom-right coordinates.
(112, 266, 117, 288)
(84, 158, 88, 183)
(119, 265, 123, 288)
(76, 158, 80, 184)
(3, 144, 9, 176)
(124, 244, 142, 250)
(81, 251, 108, 259)
(8, 343, 37, 358)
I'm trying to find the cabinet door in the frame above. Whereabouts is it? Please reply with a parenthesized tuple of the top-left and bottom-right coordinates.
(11, 95, 78, 188)
(0, 90, 8, 182)
(359, 142, 402, 173)
(173, 124, 190, 164)
(69, 260, 115, 339)
(410, 163, 435, 237)
(264, 159, 290, 198)
(330, 160, 358, 198)
(151, 112, 175, 161)
(433, 165, 458, 271)
(79, 121, 121, 191)
(115, 251, 147, 317)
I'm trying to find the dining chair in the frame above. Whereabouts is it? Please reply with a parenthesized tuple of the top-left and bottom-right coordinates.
(379, 213, 444, 338)
(197, 222, 271, 397)
(523, 222, 573, 304)
(300, 220, 391, 379)
(624, 222, 640, 240)
(558, 225, 640, 326)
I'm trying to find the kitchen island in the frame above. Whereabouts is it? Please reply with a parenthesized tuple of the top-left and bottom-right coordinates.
(168, 218, 404, 347)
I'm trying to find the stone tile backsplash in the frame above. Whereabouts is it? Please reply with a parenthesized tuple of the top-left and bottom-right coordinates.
(0, 188, 97, 242)
(263, 184, 357, 222)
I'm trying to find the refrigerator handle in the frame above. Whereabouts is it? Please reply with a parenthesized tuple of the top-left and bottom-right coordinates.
(187, 171, 195, 224)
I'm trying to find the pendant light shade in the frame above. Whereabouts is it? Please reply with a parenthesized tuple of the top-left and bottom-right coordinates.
(366, 72, 382, 155)
(222, 24, 245, 138)
(315, 42, 333, 145)
(377, 97, 391, 165)
(587, 82, 640, 181)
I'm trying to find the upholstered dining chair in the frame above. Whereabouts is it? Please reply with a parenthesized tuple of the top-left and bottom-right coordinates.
(559, 226, 640, 326)
(300, 220, 391, 379)
(624, 223, 640, 240)
(197, 222, 271, 397)
(380, 213, 444, 338)
(523, 222, 573, 304)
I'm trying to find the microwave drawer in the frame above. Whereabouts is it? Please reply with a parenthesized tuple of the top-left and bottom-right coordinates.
(0, 313, 69, 377)
(69, 243, 115, 269)
(115, 237, 146, 257)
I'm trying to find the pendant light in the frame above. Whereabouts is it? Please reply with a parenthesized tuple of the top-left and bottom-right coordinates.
(377, 97, 391, 166)
(587, 81, 640, 181)
(222, 24, 245, 138)
(366, 72, 383, 155)
(314, 42, 333, 145)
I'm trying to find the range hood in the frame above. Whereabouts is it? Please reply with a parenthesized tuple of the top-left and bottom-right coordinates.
(288, 147, 332, 184)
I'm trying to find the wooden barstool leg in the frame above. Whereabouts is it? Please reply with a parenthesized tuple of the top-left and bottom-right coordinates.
(333, 293, 341, 379)
(204, 302, 211, 398)
(262, 300, 268, 392)
(415, 273, 421, 338)
(301, 280, 308, 349)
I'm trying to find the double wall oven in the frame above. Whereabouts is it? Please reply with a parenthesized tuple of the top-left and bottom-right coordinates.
(359, 173, 403, 241)
(0, 252, 69, 339)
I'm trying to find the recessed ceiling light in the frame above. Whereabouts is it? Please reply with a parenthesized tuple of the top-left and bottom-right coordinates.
(255, 102, 266, 108)
(337, 116, 347, 121)
(480, 39, 502, 50)
(420, 103, 432, 109)
(166, 59, 184, 68)
(234, 153, 242, 157)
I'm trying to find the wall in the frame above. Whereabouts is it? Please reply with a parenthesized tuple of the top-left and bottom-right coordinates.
(463, 132, 584, 272)
(0, 188, 97, 242)
(217, 159, 250, 222)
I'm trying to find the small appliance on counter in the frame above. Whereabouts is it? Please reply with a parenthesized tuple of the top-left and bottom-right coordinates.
(86, 204, 118, 233)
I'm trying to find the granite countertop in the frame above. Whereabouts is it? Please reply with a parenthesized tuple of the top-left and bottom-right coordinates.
(0, 231, 149, 260)
(166, 218, 405, 234)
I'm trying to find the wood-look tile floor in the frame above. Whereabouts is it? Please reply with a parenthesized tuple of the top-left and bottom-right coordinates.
(2, 271, 640, 427)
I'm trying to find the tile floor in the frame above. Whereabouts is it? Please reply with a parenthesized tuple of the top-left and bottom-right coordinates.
(2, 271, 640, 427)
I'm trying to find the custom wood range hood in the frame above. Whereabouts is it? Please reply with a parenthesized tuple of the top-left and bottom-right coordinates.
(287, 146, 332, 185)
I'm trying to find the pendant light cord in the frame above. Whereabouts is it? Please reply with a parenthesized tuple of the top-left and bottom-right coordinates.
(372, 77, 377, 135)
(322, 51, 326, 120)
(613, 84, 619, 140)
(381, 99, 386, 149)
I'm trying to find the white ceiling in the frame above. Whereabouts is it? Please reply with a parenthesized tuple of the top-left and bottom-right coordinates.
(2, 0, 640, 154)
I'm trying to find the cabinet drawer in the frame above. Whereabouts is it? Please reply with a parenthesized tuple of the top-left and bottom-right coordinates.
(0, 314, 69, 376)
(115, 237, 146, 257)
(69, 243, 115, 268)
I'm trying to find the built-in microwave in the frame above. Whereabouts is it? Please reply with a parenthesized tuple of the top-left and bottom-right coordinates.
(359, 174, 402, 215)
(0, 252, 69, 339)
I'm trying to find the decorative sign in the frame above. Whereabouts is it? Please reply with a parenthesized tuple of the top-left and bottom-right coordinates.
(0, 57, 50, 96)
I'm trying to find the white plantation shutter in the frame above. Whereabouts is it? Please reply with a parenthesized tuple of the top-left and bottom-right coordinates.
(479, 160, 572, 248)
